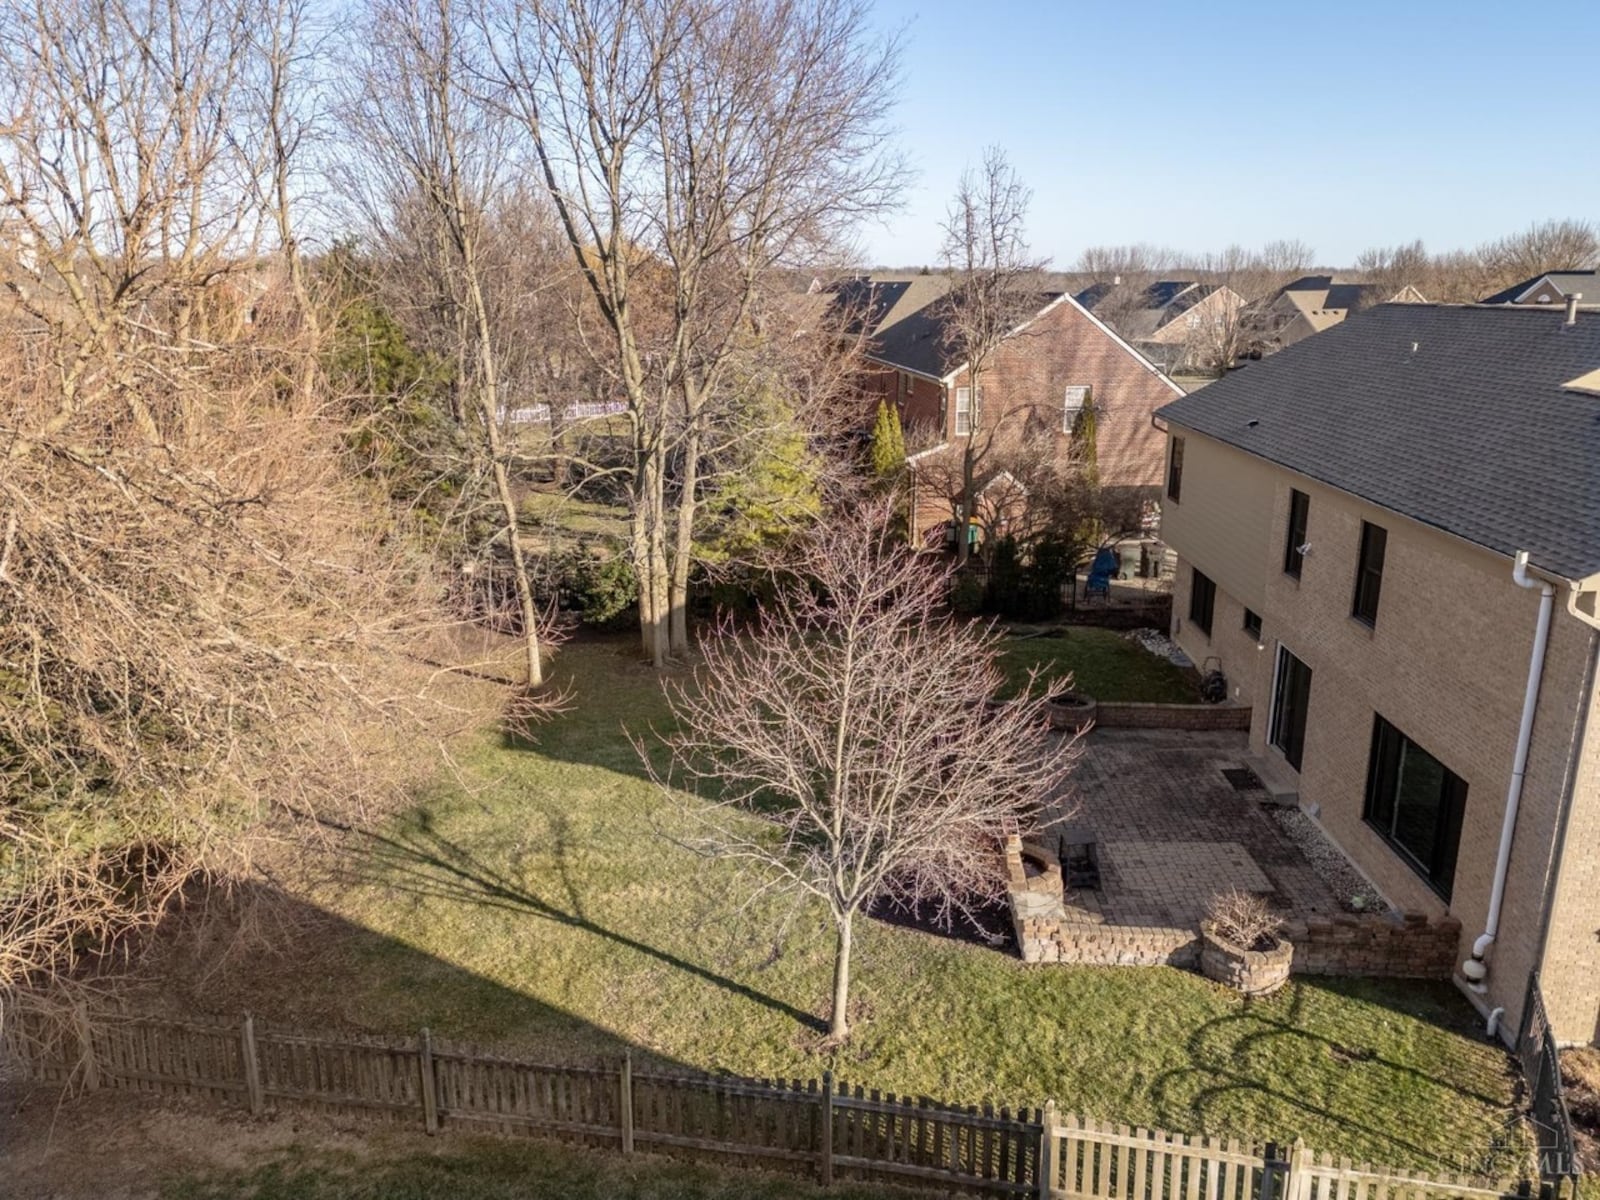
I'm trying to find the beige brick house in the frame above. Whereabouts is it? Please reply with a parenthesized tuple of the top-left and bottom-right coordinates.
(1156, 301, 1600, 1045)
(1074, 279, 1246, 373)
(830, 275, 1183, 547)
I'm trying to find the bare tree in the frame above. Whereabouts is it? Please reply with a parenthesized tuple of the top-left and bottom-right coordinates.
(651, 502, 1079, 1040)
(1354, 222, 1599, 304)
(1479, 218, 1599, 287)
(0, 0, 499, 994)
(1074, 243, 1181, 279)
(938, 147, 1049, 565)
(341, 0, 549, 690)
(1185, 243, 1313, 373)
(0, 0, 271, 440)
(482, 0, 899, 665)
(1070, 243, 1183, 342)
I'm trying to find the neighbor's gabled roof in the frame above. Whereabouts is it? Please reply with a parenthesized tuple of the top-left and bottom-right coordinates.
(1155, 304, 1600, 581)
(829, 274, 1182, 391)
(1480, 270, 1600, 306)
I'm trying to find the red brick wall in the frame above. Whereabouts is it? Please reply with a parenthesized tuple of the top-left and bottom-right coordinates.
(939, 298, 1179, 488)
(864, 298, 1180, 546)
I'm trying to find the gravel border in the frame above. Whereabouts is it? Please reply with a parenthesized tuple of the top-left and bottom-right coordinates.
(1271, 806, 1389, 914)
(1124, 627, 1193, 669)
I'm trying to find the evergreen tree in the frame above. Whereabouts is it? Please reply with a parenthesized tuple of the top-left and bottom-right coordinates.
(869, 399, 906, 483)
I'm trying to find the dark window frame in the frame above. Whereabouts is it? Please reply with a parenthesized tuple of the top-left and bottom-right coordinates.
(1284, 489, 1309, 577)
(1166, 436, 1184, 503)
(1188, 568, 1215, 636)
(1352, 521, 1387, 627)
(1269, 646, 1312, 771)
(1243, 608, 1262, 639)
(1362, 715, 1467, 900)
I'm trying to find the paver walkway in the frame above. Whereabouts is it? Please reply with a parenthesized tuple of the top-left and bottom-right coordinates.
(1044, 729, 1346, 929)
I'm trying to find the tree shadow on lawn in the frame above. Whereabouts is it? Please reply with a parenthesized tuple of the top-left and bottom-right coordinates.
(498, 635, 676, 786)
(106, 879, 700, 1074)
(1148, 976, 1521, 1168)
(337, 814, 828, 1035)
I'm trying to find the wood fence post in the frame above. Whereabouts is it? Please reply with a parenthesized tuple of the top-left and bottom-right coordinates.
(240, 1014, 264, 1116)
(72, 1002, 98, 1092)
(419, 1028, 438, 1135)
(620, 1051, 634, 1154)
(1286, 1138, 1308, 1200)
(1038, 1099, 1057, 1200)
(820, 1069, 834, 1187)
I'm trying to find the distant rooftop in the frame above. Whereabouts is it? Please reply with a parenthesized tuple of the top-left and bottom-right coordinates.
(1479, 270, 1600, 306)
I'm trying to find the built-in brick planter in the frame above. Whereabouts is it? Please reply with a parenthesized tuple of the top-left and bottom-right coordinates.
(1094, 702, 1251, 731)
(1199, 926, 1293, 995)
(1045, 693, 1097, 734)
(1002, 836, 1460, 980)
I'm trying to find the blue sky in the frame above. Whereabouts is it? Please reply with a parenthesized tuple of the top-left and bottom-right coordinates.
(856, 0, 1599, 268)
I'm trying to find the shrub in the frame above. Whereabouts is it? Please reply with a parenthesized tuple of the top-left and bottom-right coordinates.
(551, 548, 639, 631)
(1204, 887, 1285, 951)
(950, 571, 986, 616)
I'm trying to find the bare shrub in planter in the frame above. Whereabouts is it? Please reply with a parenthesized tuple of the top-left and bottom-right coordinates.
(1200, 888, 1292, 995)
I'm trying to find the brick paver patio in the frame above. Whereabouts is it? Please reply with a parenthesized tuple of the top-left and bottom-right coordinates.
(1044, 728, 1346, 929)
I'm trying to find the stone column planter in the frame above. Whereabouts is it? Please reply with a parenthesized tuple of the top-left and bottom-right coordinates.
(1199, 925, 1293, 995)
(1044, 692, 1097, 734)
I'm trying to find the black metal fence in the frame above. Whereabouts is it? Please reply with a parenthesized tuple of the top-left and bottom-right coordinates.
(1518, 972, 1581, 1185)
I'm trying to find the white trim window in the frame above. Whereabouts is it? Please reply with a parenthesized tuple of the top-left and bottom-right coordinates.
(954, 385, 976, 435)
(1062, 385, 1091, 433)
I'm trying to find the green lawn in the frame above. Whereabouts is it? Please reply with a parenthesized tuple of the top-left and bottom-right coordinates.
(997, 628, 1199, 703)
(217, 639, 1522, 1175)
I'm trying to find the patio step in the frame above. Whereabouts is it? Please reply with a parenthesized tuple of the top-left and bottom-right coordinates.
(1242, 754, 1300, 807)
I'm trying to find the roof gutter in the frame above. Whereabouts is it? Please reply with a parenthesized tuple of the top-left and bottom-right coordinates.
(862, 353, 947, 385)
(1461, 550, 1555, 997)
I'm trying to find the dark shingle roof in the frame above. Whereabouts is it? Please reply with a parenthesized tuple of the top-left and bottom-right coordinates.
(1321, 282, 1380, 311)
(1480, 270, 1600, 305)
(1155, 305, 1600, 580)
(1073, 281, 1115, 310)
(828, 277, 1062, 377)
(872, 303, 952, 377)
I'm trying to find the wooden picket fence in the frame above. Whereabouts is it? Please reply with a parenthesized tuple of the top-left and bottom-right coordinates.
(0, 1005, 1570, 1200)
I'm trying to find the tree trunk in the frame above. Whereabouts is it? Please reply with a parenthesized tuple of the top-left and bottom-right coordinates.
(955, 370, 980, 567)
(956, 439, 976, 567)
(632, 447, 669, 668)
(465, 271, 543, 689)
(828, 910, 854, 1040)
(667, 420, 700, 656)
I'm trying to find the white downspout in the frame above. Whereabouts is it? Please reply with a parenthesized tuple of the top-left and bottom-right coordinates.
(1461, 551, 1555, 996)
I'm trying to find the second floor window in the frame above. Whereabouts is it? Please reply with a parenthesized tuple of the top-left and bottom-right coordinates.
(1062, 385, 1091, 433)
(947, 387, 972, 435)
(1284, 489, 1309, 577)
(1352, 521, 1387, 627)
(1189, 568, 1215, 636)
(1166, 436, 1185, 502)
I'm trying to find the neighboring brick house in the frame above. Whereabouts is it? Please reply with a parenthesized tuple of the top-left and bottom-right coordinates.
(830, 275, 1183, 547)
(1480, 269, 1600, 308)
(1074, 279, 1245, 372)
(1155, 302, 1600, 1045)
